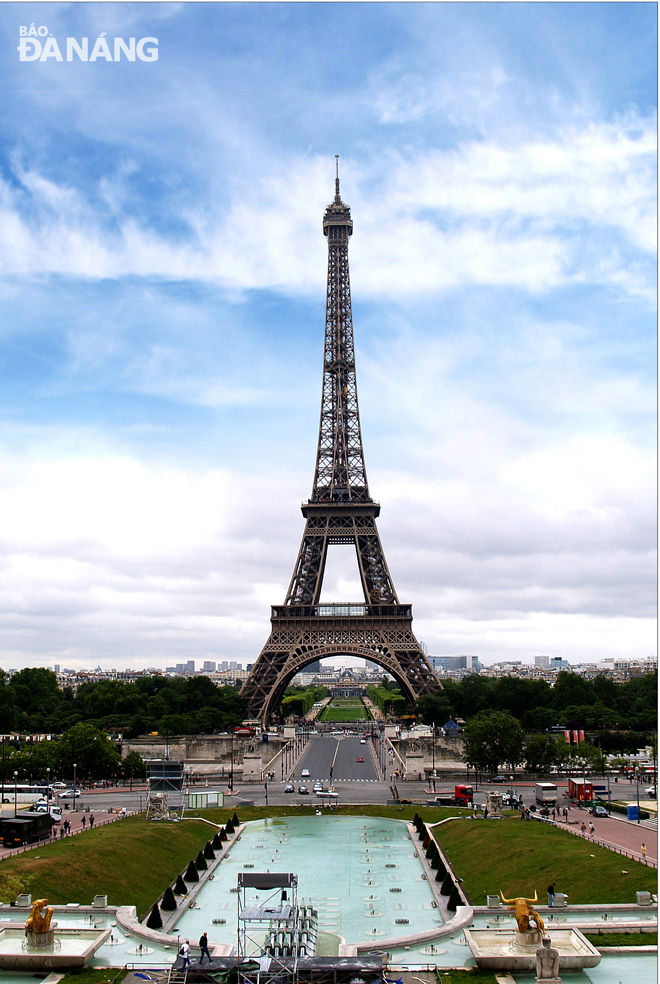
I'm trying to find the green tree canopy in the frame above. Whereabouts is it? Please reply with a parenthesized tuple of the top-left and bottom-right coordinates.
(462, 710, 525, 774)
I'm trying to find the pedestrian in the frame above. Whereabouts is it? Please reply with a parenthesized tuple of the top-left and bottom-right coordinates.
(563, 807, 568, 822)
(589, 822, 595, 838)
(641, 843, 647, 860)
(89, 815, 94, 829)
(180, 940, 191, 969)
(551, 809, 555, 821)
(580, 822, 587, 836)
(81, 815, 86, 830)
(547, 882, 556, 907)
(59, 825, 64, 840)
(199, 931, 211, 964)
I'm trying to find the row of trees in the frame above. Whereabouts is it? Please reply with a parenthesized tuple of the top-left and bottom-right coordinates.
(0, 722, 148, 783)
(415, 671, 657, 736)
(461, 709, 655, 775)
(0, 669, 246, 738)
(366, 683, 407, 717)
(280, 686, 328, 718)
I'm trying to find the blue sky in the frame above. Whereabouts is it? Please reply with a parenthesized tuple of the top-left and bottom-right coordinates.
(0, 2, 656, 671)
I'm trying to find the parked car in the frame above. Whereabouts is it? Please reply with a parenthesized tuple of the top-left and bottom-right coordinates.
(589, 804, 609, 817)
(301, 769, 310, 778)
(487, 776, 506, 783)
(298, 785, 309, 795)
(284, 784, 294, 793)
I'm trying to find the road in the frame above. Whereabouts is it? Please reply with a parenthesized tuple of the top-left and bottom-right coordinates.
(292, 734, 380, 783)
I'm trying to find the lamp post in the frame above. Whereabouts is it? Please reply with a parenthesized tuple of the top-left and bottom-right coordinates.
(73, 762, 77, 813)
(229, 733, 234, 793)
(636, 766, 641, 824)
(431, 723, 436, 791)
(13, 771, 18, 817)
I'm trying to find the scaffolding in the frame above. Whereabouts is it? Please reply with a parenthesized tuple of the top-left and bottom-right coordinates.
(237, 872, 321, 984)
(146, 760, 186, 820)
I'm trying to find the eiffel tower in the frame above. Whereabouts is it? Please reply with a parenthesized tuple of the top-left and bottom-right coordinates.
(242, 160, 441, 723)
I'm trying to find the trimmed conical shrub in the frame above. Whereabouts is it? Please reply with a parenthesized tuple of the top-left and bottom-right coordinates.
(232, 812, 239, 826)
(195, 850, 208, 871)
(413, 813, 420, 826)
(425, 842, 436, 859)
(204, 841, 215, 860)
(212, 832, 222, 850)
(447, 885, 461, 911)
(422, 834, 430, 850)
(161, 886, 177, 911)
(430, 855, 440, 870)
(225, 819, 235, 834)
(185, 860, 199, 882)
(146, 904, 162, 929)
(220, 827, 228, 841)
(436, 859, 446, 878)
(440, 873, 453, 896)
(174, 874, 188, 895)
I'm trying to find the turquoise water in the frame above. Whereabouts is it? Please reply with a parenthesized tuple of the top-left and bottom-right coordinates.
(172, 816, 443, 946)
(514, 953, 657, 984)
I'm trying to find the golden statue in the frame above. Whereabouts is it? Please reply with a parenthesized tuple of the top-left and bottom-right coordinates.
(499, 891, 545, 934)
(25, 899, 54, 935)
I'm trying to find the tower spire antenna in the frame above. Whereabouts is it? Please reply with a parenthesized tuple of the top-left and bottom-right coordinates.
(334, 154, 341, 202)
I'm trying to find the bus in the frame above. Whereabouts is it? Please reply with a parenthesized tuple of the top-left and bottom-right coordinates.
(0, 811, 53, 847)
(0, 784, 54, 804)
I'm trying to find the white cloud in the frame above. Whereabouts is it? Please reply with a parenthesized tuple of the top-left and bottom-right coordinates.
(0, 117, 654, 298)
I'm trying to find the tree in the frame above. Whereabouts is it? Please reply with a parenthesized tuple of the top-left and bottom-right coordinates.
(184, 861, 199, 882)
(146, 904, 162, 929)
(523, 734, 560, 773)
(161, 886, 177, 911)
(123, 751, 147, 779)
(462, 711, 524, 774)
(56, 723, 121, 779)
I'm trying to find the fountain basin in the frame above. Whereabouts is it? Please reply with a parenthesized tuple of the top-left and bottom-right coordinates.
(0, 927, 111, 969)
(464, 927, 601, 972)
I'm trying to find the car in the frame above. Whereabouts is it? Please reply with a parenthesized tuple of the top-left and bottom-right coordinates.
(360, 739, 366, 744)
(298, 785, 309, 794)
(487, 776, 506, 783)
(284, 783, 294, 793)
(589, 804, 609, 817)
(58, 789, 81, 799)
(313, 781, 323, 791)
(52, 782, 67, 789)
(357, 757, 364, 763)
(645, 786, 656, 797)
(301, 769, 310, 778)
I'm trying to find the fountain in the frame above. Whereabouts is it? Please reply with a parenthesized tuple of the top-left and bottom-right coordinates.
(464, 890, 601, 974)
(0, 899, 111, 969)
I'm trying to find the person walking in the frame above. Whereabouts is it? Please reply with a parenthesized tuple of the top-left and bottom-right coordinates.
(580, 821, 587, 836)
(199, 931, 212, 964)
(180, 940, 191, 969)
(547, 882, 556, 907)
(89, 815, 94, 829)
(589, 821, 595, 838)
(641, 843, 647, 860)
(81, 815, 86, 830)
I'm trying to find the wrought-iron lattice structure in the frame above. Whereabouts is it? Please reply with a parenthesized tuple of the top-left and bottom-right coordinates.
(242, 162, 440, 723)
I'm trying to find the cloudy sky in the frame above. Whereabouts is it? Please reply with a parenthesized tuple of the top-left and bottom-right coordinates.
(0, 2, 656, 673)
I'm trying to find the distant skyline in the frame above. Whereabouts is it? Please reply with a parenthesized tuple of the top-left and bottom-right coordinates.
(0, 3, 656, 672)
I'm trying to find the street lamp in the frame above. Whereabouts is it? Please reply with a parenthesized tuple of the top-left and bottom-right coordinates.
(73, 763, 77, 813)
(13, 771, 18, 817)
(431, 723, 436, 791)
(229, 733, 234, 793)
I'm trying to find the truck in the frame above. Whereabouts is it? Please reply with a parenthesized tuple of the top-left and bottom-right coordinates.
(0, 811, 53, 847)
(35, 802, 62, 824)
(430, 784, 474, 807)
(568, 778, 593, 802)
(535, 782, 559, 806)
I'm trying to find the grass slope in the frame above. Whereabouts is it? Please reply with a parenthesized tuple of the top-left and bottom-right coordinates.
(0, 814, 226, 918)
(433, 815, 657, 905)
(0, 806, 652, 924)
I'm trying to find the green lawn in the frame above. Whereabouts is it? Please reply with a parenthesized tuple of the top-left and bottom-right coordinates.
(584, 931, 657, 947)
(319, 701, 369, 721)
(0, 805, 653, 925)
(432, 814, 657, 906)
